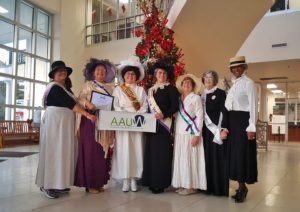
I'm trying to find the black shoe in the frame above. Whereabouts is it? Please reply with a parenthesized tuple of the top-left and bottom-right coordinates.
(40, 187, 59, 199)
(150, 187, 164, 194)
(53, 188, 71, 194)
(235, 187, 248, 203)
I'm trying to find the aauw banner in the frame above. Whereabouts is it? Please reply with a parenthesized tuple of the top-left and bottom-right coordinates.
(98, 110, 156, 132)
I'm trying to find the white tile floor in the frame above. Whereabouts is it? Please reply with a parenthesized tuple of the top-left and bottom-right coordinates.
(1, 143, 300, 212)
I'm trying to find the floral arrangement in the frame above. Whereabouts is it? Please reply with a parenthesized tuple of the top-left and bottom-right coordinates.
(135, 0, 185, 87)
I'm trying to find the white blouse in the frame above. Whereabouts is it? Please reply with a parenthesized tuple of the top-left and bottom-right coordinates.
(113, 83, 148, 113)
(175, 93, 203, 136)
(225, 74, 257, 132)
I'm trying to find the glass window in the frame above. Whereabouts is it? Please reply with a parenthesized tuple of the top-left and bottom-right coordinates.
(17, 53, 33, 78)
(15, 107, 31, 120)
(86, 0, 101, 25)
(0, 107, 14, 120)
(34, 83, 46, 107)
(35, 59, 49, 82)
(0, 48, 14, 75)
(0, 0, 15, 20)
(102, 0, 117, 22)
(37, 10, 49, 35)
(86, 0, 144, 45)
(16, 79, 33, 106)
(0, 76, 14, 105)
(117, 19, 125, 29)
(119, 0, 130, 19)
(18, 28, 32, 53)
(36, 35, 48, 58)
(19, 2, 33, 28)
(0, 20, 14, 47)
(0, 0, 52, 121)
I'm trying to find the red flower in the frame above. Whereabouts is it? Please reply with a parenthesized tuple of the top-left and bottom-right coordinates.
(150, 26, 161, 38)
(144, 17, 155, 27)
(135, 28, 143, 37)
(160, 39, 173, 52)
(144, 36, 153, 44)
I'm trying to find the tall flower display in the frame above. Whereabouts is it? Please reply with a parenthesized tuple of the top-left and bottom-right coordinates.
(135, 0, 185, 87)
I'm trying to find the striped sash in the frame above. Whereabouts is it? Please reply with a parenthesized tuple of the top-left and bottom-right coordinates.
(121, 84, 141, 112)
(148, 96, 172, 133)
(179, 100, 200, 135)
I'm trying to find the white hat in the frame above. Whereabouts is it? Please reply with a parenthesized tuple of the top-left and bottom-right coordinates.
(176, 73, 202, 94)
(228, 56, 248, 69)
(117, 56, 145, 83)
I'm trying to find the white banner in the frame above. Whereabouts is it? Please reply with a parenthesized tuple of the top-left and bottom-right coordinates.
(98, 110, 157, 132)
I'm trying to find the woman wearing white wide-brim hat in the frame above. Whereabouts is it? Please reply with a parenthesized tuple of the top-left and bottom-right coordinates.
(172, 74, 207, 195)
(111, 56, 148, 192)
(225, 56, 258, 203)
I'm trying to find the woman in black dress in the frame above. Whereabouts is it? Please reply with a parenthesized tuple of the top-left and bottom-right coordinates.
(201, 70, 229, 196)
(142, 60, 179, 194)
(225, 56, 258, 203)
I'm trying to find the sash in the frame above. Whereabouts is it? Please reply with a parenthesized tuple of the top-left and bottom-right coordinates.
(121, 84, 141, 112)
(204, 111, 223, 145)
(93, 80, 110, 95)
(179, 100, 200, 135)
(148, 96, 172, 133)
(43, 82, 76, 108)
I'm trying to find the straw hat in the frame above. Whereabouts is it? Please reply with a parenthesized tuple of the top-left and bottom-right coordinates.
(117, 56, 145, 83)
(228, 56, 248, 69)
(176, 73, 202, 94)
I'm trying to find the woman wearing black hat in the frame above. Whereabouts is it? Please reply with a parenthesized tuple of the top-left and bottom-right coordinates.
(36, 60, 96, 199)
(225, 56, 258, 203)
(142, 60, 179, 194)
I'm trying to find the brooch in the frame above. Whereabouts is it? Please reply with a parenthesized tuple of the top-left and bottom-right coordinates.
(212, 95, 216, 100)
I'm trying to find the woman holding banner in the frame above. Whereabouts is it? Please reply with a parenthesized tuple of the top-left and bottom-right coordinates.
(111, 56, 148, 192)
(172, 74, 207, 195)
(74, 58, 116, 194)
(142, 60, 179, 194)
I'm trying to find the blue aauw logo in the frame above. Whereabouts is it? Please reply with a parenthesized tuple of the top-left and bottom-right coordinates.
(111, 115, 146, 127)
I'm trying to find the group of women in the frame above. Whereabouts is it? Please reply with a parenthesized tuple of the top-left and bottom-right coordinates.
(36, 55, 257, 204)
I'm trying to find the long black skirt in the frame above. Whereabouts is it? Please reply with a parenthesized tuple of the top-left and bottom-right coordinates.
(203, 124, 229, 196)
(142, 124, 173, 189)
(228, 111, 257, 184)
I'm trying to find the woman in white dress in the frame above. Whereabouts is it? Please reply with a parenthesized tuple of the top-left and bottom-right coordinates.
(172, 74, 207, 195)
(111, 56, 148, 192)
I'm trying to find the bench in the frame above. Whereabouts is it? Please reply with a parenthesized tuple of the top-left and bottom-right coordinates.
(0, 119, 39, 148)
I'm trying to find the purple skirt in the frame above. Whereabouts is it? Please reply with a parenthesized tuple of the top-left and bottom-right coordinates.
(74, 116, 111, 188)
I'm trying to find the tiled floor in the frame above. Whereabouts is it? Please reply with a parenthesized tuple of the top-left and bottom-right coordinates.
(1, 143, 300, 212)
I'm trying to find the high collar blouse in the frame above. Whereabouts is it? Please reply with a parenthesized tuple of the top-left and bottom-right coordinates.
(225, 74, 258, 132)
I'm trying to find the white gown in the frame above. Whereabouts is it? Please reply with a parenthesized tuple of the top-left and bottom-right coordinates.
(172, 93, 207, 190)
(111, 84, 148, 179)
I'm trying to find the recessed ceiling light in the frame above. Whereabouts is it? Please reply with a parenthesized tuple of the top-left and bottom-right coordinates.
(0, 6, 8, 13)
(267, 83, 277, 89)
(271, 90, 284, 94)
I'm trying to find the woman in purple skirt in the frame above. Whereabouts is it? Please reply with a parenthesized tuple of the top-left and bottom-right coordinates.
(74, 58, 116, 193)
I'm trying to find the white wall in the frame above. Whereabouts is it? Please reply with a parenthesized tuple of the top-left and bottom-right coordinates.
(238, 10, 300, 63)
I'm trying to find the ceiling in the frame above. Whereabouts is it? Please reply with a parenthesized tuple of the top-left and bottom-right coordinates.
(171, 0, 274, 79)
